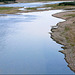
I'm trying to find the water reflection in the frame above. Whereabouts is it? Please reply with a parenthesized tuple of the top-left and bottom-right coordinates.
(0, 10, 74, 74)
(0, 14, 37, 22)
(0, 18, 9, 51)
(0, 1, 68, 7)
(0, 14, 37, 52)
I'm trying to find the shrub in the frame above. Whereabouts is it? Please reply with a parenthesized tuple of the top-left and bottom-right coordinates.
(0, 0, 16, 2)
(59, 2, 75, 6)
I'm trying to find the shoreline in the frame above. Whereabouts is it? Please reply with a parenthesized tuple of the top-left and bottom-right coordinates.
(0, 0, 73, 4)
(0, 1, 75, 72)
(51, 10, 75, 72)
(0, 1, 75, 14)
(15, 0, 74, 3)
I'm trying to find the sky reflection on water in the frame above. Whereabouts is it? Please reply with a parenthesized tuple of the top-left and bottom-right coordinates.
(0, 10, 74, 74)
(0, 1, 67, 7)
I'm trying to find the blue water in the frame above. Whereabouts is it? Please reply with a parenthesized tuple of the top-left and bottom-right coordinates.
(0, 10, 74, 74)
(0, 1, 67, 7)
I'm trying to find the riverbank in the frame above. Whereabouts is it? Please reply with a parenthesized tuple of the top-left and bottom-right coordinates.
(0, 3, 75, 14)
(0, 0, 73, 4)
(51, 11, 75, 72)
(0, 7, 21, 14)
(0, 1, 75, 72)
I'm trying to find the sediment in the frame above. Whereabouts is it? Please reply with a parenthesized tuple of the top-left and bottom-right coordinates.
(51, 11, 75, 72)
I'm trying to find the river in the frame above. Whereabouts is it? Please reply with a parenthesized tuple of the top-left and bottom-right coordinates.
(0, 1, 74, 74)
(0, 1, 70, 7)
(0, 10, 74, 74)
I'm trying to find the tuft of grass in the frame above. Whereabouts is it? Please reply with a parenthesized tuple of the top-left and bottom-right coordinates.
(26, 7, 37, 10)
(65, 36, 69, 40)
(66, 14, 75, 17)
(65, 36, 70, 43)
(44, 4, 58, 8)
(0, 7, 20, 14)
(70, 44, 74, 47)
(65, 26, 70, 31)
(43, 4, 75, 9)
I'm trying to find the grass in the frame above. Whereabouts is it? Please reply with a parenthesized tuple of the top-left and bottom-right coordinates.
(64, 23, 75, 47)
(70, 44, 74, 47)
(26, 7, 37, 10)
(25, 3, 75, 11)
(65, 26, 70, 31)
(66, 14, 75, 17)
(44, 4, 58, 8)
(43, 4, 63, 9)
(43, 4, 75, 9)
(0, 7, 20, 14)
(0, 7, 14, 10)
(0, 1, 75, 14)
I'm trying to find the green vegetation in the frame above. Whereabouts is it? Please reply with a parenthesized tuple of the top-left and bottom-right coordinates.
(0, 1, 75, 14)
(0, 0, 16, 3)
(70, 44, 74, 47)
(59, 2, 75, 6)
(0, 0, 16, 2)
(65, 36, 71, 43)
(0, 7, 13, 10)
(0, 7, 20, 14)
(43, 4, 68, 9)
(43, 2, 75, 9)
(65, 26, 70, 31)
(44, 4, 58, 8)
(66, 14, 75, 17)
(26, 7, 37, 10)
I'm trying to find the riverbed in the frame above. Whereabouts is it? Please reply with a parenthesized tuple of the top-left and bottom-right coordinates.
(0, 10, 74, 74)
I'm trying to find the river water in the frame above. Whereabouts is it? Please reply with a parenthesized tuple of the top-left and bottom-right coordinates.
(0, 1, 70, 7)
(0, 10, 74, 74)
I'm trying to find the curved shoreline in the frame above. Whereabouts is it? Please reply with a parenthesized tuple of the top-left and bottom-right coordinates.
(51, 11, 75, 72)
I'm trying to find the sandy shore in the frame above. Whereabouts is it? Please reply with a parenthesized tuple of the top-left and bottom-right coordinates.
(51, 11, 75, 72)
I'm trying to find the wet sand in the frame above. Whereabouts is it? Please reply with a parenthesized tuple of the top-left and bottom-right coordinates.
(51, 11, 75, 72)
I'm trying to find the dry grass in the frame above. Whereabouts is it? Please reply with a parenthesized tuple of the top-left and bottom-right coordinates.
(64, 23, 75, 46)
(52, 11, 75, 72)
(44, 4, 75, 9)
(0, 7, 20, 14)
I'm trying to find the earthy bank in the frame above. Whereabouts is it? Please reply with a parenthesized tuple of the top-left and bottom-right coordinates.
(51, 11, 75, 72)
